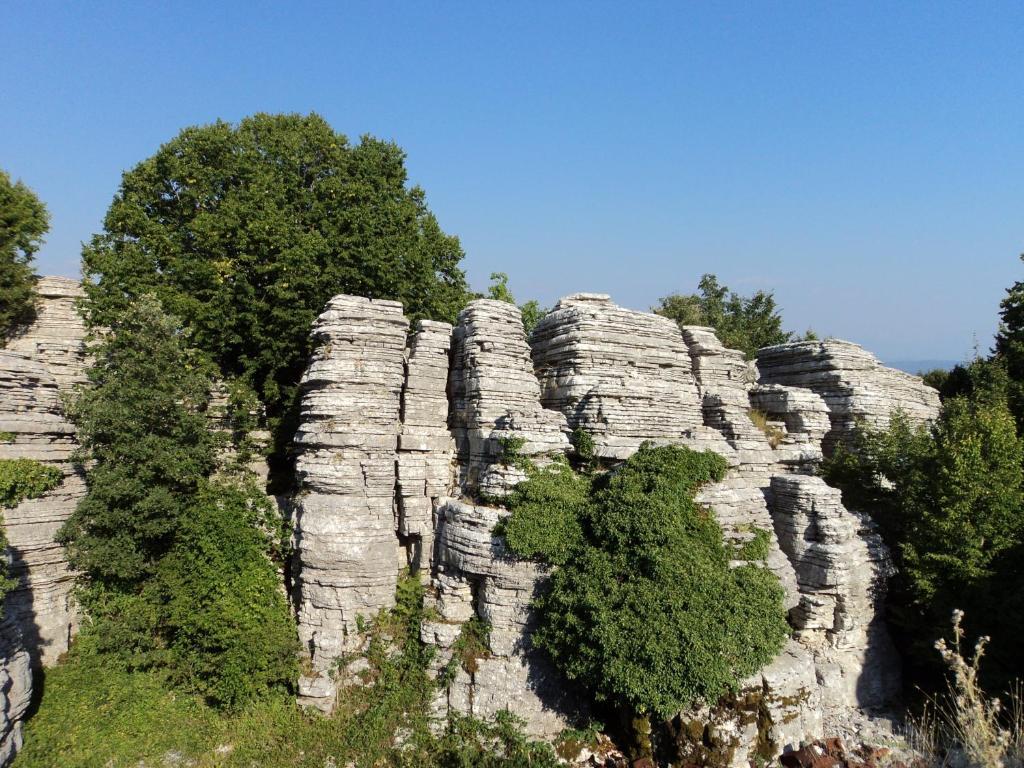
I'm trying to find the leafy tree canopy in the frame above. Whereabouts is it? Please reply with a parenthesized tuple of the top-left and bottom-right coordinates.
(994, 254, 1024, 427)
(654, 273, 796, 357)
(81, 113, 471, 460)
(0, 168, 49, 342)
(503, 444, 789, 746)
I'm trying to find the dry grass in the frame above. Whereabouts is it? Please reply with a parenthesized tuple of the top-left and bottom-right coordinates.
(909, 610, 1024, 768)
(747, 409, 786, 449)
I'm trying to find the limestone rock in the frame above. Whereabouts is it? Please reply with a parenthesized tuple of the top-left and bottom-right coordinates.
(423, 499, 576, 738)
(449, 300, 569, 497)
(397, 320, 455, 571)
(291, 296, 408, 712)
(756, 340, 940, 454)
(6, 276, 89, 393)
(531, 294, 706, 460)
(770, 475, 900, 719)
(0, 351, 83, 665)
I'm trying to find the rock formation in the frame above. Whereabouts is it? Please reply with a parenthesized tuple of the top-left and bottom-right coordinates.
(449, 299, 569, 497)
(286, 290, 934, 762)
(6, 276, 90, 393)
(756, 339, 940, 454)
(770, 475, 900, 729)
(290, 296, 409, 712)
(397, 320, 456, 571)
(0, 351, 87, 765)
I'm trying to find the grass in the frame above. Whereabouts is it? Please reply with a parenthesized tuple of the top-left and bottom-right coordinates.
(747, 409, 785, 449)
(909, 610, 1024, 768)
(16, 572, 561, 768)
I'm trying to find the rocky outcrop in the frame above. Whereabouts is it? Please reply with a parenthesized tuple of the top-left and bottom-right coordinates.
(422, 499, 574, 737)
(0, 351, 87, 766)
(397, 320, 455, 570)
(770, 475, 900, 730)
(756, 340, 940, 454)
(531, 294, 707, 460)
(449, 299, 569, 497)
(0, 352, 84, 665)
(290, 296, 409, 712)
(6, 276, 89, 393)
(286, 289, 924, 758)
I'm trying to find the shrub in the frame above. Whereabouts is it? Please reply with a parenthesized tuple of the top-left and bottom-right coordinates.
(0, 457, 62, 610)
(503, 444, 789, 758)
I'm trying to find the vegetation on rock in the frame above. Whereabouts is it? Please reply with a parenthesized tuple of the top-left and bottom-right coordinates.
(0, 168, 49, 343)
(485, 271, 547, 334)
(0, 457, 62, 612)
(503, 444, 789, 758)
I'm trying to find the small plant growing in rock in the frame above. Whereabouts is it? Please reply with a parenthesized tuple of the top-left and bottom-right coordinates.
(748, 409, 785, 448)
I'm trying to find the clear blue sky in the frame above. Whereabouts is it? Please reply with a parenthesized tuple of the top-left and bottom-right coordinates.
(3, 1, 1022, 362)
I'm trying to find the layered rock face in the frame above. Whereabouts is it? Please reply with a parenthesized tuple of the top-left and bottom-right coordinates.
(289, 290, 920, 759)
(531, 294, 706, 459)
(756, 340, 940, 454)
(397, 320, 456, 570)
(770, 475, 900, 728)
(0, 351, 87, 765)
(449, 299, 569, 497)
(290, 296, 408, 712)
(6, 276, 89, 393)
(0, 352, 84, 664)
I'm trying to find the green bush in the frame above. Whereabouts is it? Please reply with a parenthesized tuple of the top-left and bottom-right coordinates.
(823, 393, 1024, 694)
(503, 444, 789, 757)
(0, 457, 62, 610)
(157, 480, 298, 709)
(0, 168, 48, 343)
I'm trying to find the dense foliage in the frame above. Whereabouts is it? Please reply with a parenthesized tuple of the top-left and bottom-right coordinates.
(59, 296, 297, 707)
(823, 377, 1024, 692)
(995, 254, 1024, 429)
(654, 273, 795, 357)
(80, 113, 471, 469)
(0, 168, 49, 342)
(503, 444, 789, 753)
(18, 572, 561, 767)
(0, 457, 62, 611)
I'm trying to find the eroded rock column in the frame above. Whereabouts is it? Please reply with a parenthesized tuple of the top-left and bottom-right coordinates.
(291, 296, 408, 712)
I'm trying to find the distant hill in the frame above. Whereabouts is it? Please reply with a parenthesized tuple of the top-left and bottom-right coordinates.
(885, 359, 962, 376)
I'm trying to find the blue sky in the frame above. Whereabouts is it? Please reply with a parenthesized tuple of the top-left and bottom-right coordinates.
(3, 1, 1022, 362)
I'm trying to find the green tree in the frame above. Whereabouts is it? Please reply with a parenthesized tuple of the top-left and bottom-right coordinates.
(60, 296, 297, 704)
(81, 113, 470, 469)
(503, 445, 788, 759)
(60, 296, 217, 587)
(994, 254, 1024, 427)
(0, 169, 49, 342)
(654, 273, 792, 357)
(485, 272, 547, 334)
(823, 390, 1024, 693)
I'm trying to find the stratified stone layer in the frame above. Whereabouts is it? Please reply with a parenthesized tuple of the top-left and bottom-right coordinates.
(756, 339, 940, 454)
(291, 296, 408, 712)
(397, 320, 455, 570)
(6, 276, 89, 393)
(422, 500, 575, 737)
(0, 351, 86, 766)
(0, 352, 83, 664)
(531, 294, 705, 459)
(770, 475, 900, 726)
(449, 300, 569, 497)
